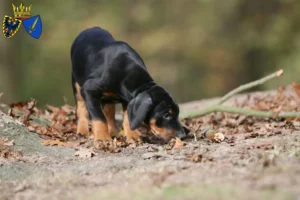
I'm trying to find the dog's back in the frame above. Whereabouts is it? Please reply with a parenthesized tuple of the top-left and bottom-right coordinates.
(71, 27, 116, 84)
(71, 27, 115, 57)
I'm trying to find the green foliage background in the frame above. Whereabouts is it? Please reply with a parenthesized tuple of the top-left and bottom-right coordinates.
(0, 0, 300, 106)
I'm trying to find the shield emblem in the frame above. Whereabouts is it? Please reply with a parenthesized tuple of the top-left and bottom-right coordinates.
(22, 15, 42, 39)
(2, 15, 22, 39)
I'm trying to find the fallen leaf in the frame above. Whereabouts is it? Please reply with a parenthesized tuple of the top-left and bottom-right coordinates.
(62, 141, 81, 147)
(94, 139, 126, 153)
(172, 138, 186, 149)
(187, 154, 213, 163)
(42, 139, 80, 147)
(9, 102, 23, 110)
(242, 141, 273, 150)
(27, 99, 36, 111)
(42, 139, 62, 146)
(265, 124, 273, 131)
(226, 136, 236, 144)
(204, 130, 225, 143)
(46, 105, 60, 113)
(292, 82, 300, 98)
(256, 141, 273, 150)
(244, 133, 259, 139)
(213, 132, 225, 142)
(255, 101, 269, 111)
(0, 138, 22, 159)
(148, 146, 159, 152)
(75, 148, 96, 158)
(0, 137, 8, 146)
(112, 148, 121, 153)
(224, 118, 238, 127)
(27, 126, 36, 132)
(0, 148, 10, 158)
(9, 151, 23, 159)
(61, 104, 75, 115)
(36, 127, 48, 135)
(4, 140, 14, 146)
(236, 115, 247, 125)
(189, 154, 203, 162)
(244, 124, 252, 132)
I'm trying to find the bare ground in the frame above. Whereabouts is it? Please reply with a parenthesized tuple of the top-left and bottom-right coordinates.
(1, 90, 300, 200)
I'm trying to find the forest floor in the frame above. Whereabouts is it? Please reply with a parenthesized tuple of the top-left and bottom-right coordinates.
(0, 87, 300, 200)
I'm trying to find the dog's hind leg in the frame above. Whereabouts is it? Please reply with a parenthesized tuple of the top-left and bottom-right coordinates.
(73, 80, 89, 137)
(102, 103, 119, 137)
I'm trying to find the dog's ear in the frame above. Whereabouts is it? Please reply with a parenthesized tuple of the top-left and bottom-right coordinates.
(127, 91, 153, 130)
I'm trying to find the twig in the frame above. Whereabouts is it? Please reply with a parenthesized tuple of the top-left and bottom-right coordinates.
(180, 69, 300, 119)
(184, 105, 300, 119)
(192, 124, 202, 141)
(218, 69, 283, 105)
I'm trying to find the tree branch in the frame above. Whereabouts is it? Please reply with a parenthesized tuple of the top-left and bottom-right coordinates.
(181, 69, 300, 120)
(218, 69, 283, 105)
(183, 105, 300, 119)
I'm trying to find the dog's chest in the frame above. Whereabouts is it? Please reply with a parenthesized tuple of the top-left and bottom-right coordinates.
(101, 92, 124, 103)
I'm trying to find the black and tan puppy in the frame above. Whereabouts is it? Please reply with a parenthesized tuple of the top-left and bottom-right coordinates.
(71, 27, 186, 143)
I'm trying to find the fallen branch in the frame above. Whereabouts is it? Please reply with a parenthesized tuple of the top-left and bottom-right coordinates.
(218, 69, 283, 105)
(182, 69, 300, 119)
(185, 105, 300, 119)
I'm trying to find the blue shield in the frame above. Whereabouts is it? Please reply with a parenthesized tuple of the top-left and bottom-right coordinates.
(22, 15, 42, 39)
(2, 15, 22, 38)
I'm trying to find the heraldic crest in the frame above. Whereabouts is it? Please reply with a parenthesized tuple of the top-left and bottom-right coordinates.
(2, 2, 42, 39)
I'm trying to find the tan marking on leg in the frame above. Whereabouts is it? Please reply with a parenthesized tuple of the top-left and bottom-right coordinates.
(103, 104, 119, 137)
(150, 119, 176, 142)
(122, 104, 141, 143)
(92, 120, 112, 141)
(75, 83, 89, 137)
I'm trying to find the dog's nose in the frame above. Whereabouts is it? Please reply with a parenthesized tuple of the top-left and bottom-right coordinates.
(176, 129, 187, 140)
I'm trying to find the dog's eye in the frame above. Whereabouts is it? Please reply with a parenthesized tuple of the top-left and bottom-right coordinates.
(163, 113, 171, 119)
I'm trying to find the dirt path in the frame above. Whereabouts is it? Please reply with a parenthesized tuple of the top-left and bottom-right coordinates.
(1, 90, 300, 200)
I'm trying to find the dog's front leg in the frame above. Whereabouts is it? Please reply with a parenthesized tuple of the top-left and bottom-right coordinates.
(81, 82, 112, 143)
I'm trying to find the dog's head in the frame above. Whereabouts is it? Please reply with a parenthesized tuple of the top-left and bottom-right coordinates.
(127, 86, 186, 142)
